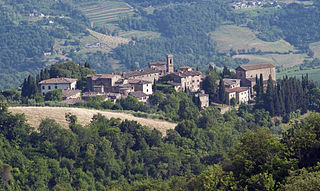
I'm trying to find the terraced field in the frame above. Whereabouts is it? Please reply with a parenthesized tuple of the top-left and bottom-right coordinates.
(79, 1, 134, 25)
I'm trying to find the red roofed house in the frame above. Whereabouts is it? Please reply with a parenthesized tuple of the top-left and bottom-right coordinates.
(39, 78, 78, 95)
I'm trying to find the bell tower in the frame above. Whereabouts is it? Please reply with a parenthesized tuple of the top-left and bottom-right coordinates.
(166, 54, 174, 73)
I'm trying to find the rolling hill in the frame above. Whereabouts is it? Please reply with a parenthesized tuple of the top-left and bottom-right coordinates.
(8, 106, 177, 136)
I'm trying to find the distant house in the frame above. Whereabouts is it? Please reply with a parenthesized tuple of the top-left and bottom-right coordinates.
(236, 63, 276, 94)
(225, 87, 250, 104)
(122, 68, 162, 82)
(39, 78, 78, 95)
(216, 78, 241, 89)
(62, 89, 81, 100)
(87, 74, 122, 93)
(129, 91, 149, 102)
(160, 69, 203, 92)
(194, 92, 209, 108)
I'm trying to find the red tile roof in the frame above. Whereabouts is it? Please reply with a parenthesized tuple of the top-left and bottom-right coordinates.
(39, 78, 78, 84)
(237, 63, 275, 71)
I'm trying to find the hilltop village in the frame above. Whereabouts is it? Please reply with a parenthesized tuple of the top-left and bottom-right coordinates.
(38, 55, 276, 108)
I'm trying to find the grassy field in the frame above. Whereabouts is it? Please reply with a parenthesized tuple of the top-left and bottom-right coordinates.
(233, 53, 307, 67)
(78, 1, 134, 26)
(211, 25, 296, 53)
(310, 41, 320, 58)
(277, 65, 320, 82)
(8, 107, 177, 136)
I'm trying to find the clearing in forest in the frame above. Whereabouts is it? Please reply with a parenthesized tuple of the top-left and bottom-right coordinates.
(211, 25, 296, 53)
(8, 107, 177, 136)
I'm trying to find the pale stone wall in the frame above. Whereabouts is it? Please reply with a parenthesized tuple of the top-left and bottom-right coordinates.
(245, 67, 276, 80)
(237, 89, 249, 104)
(41, 82, 76, 95)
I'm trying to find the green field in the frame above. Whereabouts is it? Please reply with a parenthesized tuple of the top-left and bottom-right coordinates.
(78, 1, 134, 26)
(277, 66, 320, 82)
(310, 41, 320, 58)
(233, 53, 307, 67)
(211, 25, 296, 53)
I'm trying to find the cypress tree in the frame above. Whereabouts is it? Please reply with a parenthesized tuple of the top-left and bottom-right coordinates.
(274, 85, 281, 116)
(265, 75, 275, 116)
(218, 78, 226, 104)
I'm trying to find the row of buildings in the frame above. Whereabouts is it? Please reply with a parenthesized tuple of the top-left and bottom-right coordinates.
(38, 55, 276, 107)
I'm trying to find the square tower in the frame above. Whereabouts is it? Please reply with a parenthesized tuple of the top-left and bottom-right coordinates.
(166, 54, 174, 73)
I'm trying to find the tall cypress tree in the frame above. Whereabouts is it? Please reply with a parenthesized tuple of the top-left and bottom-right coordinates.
(218, 78, 226, 104)
(265, 75, 275, 116)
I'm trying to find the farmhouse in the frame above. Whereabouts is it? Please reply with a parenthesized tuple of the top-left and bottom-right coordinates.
(39, 78, 78, 95)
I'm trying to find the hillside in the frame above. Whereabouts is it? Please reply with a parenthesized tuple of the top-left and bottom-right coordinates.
(8, 106, 176, 136)
(1, 0, 320, 89)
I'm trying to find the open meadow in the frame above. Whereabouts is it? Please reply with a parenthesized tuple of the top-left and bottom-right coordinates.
(8, 107, 177, 136)
(211, 25, 296, 53)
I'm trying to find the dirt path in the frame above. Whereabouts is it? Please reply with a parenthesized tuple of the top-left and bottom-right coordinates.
(8, 107, 176, 136)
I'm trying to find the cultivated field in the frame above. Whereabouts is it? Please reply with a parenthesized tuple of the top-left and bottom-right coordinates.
(78, 1, 134, 26)
(211, 25, 296, 53)
(310, 41, 320, 58)
(8, 107, 177, 136)
(277, 67, 320, 82)
(233, 53, 307, 67)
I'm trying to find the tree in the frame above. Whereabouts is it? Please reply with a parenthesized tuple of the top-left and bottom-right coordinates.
(21, 75, 37, 98)
(218, 78, 226, 104)
(264, 75, 275, 116)
(45, 89, 62, 101)
(202, 67, 220, 103)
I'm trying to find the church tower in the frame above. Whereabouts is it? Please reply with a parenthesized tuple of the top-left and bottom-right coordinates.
(166, 54, 174, 73)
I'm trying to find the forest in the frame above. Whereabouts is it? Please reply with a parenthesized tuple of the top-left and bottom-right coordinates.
(1, 86, 320, 190)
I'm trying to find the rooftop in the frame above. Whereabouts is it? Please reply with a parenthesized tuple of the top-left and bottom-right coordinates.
(87, 74, 121, 80)
(148, 62, 166, 66)
(62, 89, 81, 99)
(122, 68, 161, 78)
(225, 87, 249, 93)
(237, 63, 275, 71)
(39, 78, 78, 84)
(129, 91, 148, 99)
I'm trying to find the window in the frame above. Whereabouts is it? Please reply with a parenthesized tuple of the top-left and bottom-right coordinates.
(42, 86, 45, 90)
(48, 86, 51, 90)
(55, 86, 58, 89)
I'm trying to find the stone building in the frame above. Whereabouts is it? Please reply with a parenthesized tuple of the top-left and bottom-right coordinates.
(216, 78, 241, 89)
(39, 78, 78, 95)
(236, 63, 276, 94)
(225, 87, 250, 104)
(194, 92, 209, 108)
(122, 68, 162, 82)
(148, 54, 174, 74)
(86, 74, 122, 93)
(160, 69, 203, 92)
